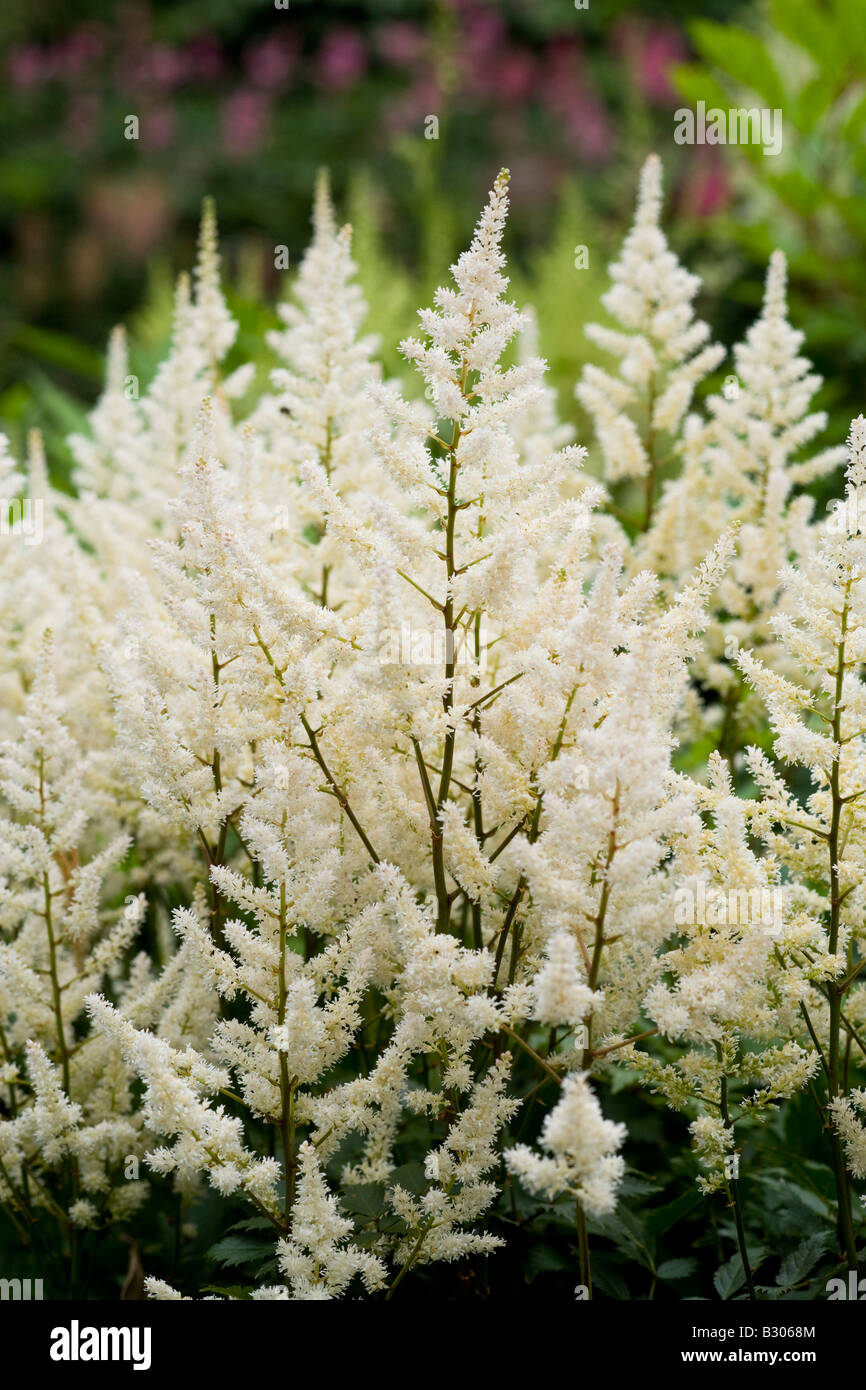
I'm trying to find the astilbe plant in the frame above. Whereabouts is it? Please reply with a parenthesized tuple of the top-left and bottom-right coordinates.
(1, 158, 865, 1301)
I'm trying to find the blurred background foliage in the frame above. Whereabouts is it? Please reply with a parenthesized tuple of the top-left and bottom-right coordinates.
(0, 0, 863, 495)
(2, 0, 866, 1301)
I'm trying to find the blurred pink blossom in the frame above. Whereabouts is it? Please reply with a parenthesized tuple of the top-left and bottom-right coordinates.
(463, 4, 507, 53)
(460, 3, 508, 93)
(144, 44, 188, 91)
(221, 88, 270, 157)
(66, 92, 102, 151)
(543, 37, 612, 163)
(640, 27, 687, 104)
(682, 155, 730, 218)
(614, 20, 687, 106)
(384, 75, 441, 135)
(244, 34, 298, 90)
(8, 44, 56, 89)
(316, 30, 366, 92)
(377, 22, 426, 66)
(141, 103, 175, 151)
(185, 36, 225, 84)
(491, 49, 537, 104)
(59, 26, 108, 80)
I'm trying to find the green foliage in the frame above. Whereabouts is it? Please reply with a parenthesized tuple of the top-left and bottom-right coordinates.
(674, 0, 866, 439)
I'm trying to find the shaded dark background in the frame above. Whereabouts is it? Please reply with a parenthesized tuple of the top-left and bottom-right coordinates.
(1, 0, 863, 481)
(3, 0, 866, 1303)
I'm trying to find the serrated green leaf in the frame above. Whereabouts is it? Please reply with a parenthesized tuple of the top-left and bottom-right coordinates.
(714, 1253, 746, 1300)
(587, 1209, 654, 1269)
(228, 1216, 277, 1234)
(776, 1232, 833, 1289)
(208, 1234, 273, 1270)
(590, 1254, 630, 1300)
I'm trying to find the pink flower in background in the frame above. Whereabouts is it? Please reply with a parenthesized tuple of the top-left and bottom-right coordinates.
(316, 30, 366, 92)
(144, 44, 188, 91)
(377, 22, 426, 66)
(8, 44, 55, 89)
(141, 104, 175, 151)
(185, 36, 225, 84)
(463, 4, 507, 54)
(614, 20, 687, 107)
(492, 49, 537, 104)
(221, 88, 270, 158)
(567, 94, 613, 162)
(244, 34, 298, 90)
(384, 74, 441, 135)
(544, 37, 612, 164)
(460, 3, 508, 94)
(681, 154, 730, 218)
(66, 92, 102, 152)
(638, 26, 687, 104)
(60, 26, 107, 81)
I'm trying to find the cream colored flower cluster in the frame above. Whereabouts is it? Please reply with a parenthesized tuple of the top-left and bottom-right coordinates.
(1, 157, 864, 1299)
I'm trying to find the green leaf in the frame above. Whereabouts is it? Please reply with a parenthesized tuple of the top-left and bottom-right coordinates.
(776, 1232, 833, 1290)
(619, 1173, 660, 1199)
(208, 1235, 273, 1270)
(647, 1189, 702, 1236)
(842, 91, 866, 144)
(770, 0, 840, 66)
(11, 324, 103, 380)
(657, 1257, 699, 1281)
(794, 74, 840, 133)
(587, 1208, 654, 1269)
(672, 64, 730, 116)
(590, 1254, 630, 1300)
(714, 1253, 746, 1300)
(387, 1163, 427, 1196)
(341, 1183, 385, 1220)
(766, 171, 825, 218)
(524, 1242, 573, 1283)
(689, 21, 787, 111)
(227, 1216, 277, 1235)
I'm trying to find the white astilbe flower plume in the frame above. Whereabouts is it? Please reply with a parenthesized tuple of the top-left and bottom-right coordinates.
(0, 653, 150, 1228)
(275, 1143, 388, 1299)
(247, 171, 407, 612)
(7, 165, 859, 1300)
(530, 930, 601, 1028)
(505, 1073, 626, 1216)
(642, 252, 848, 755)
(576, 154, 724, 505)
